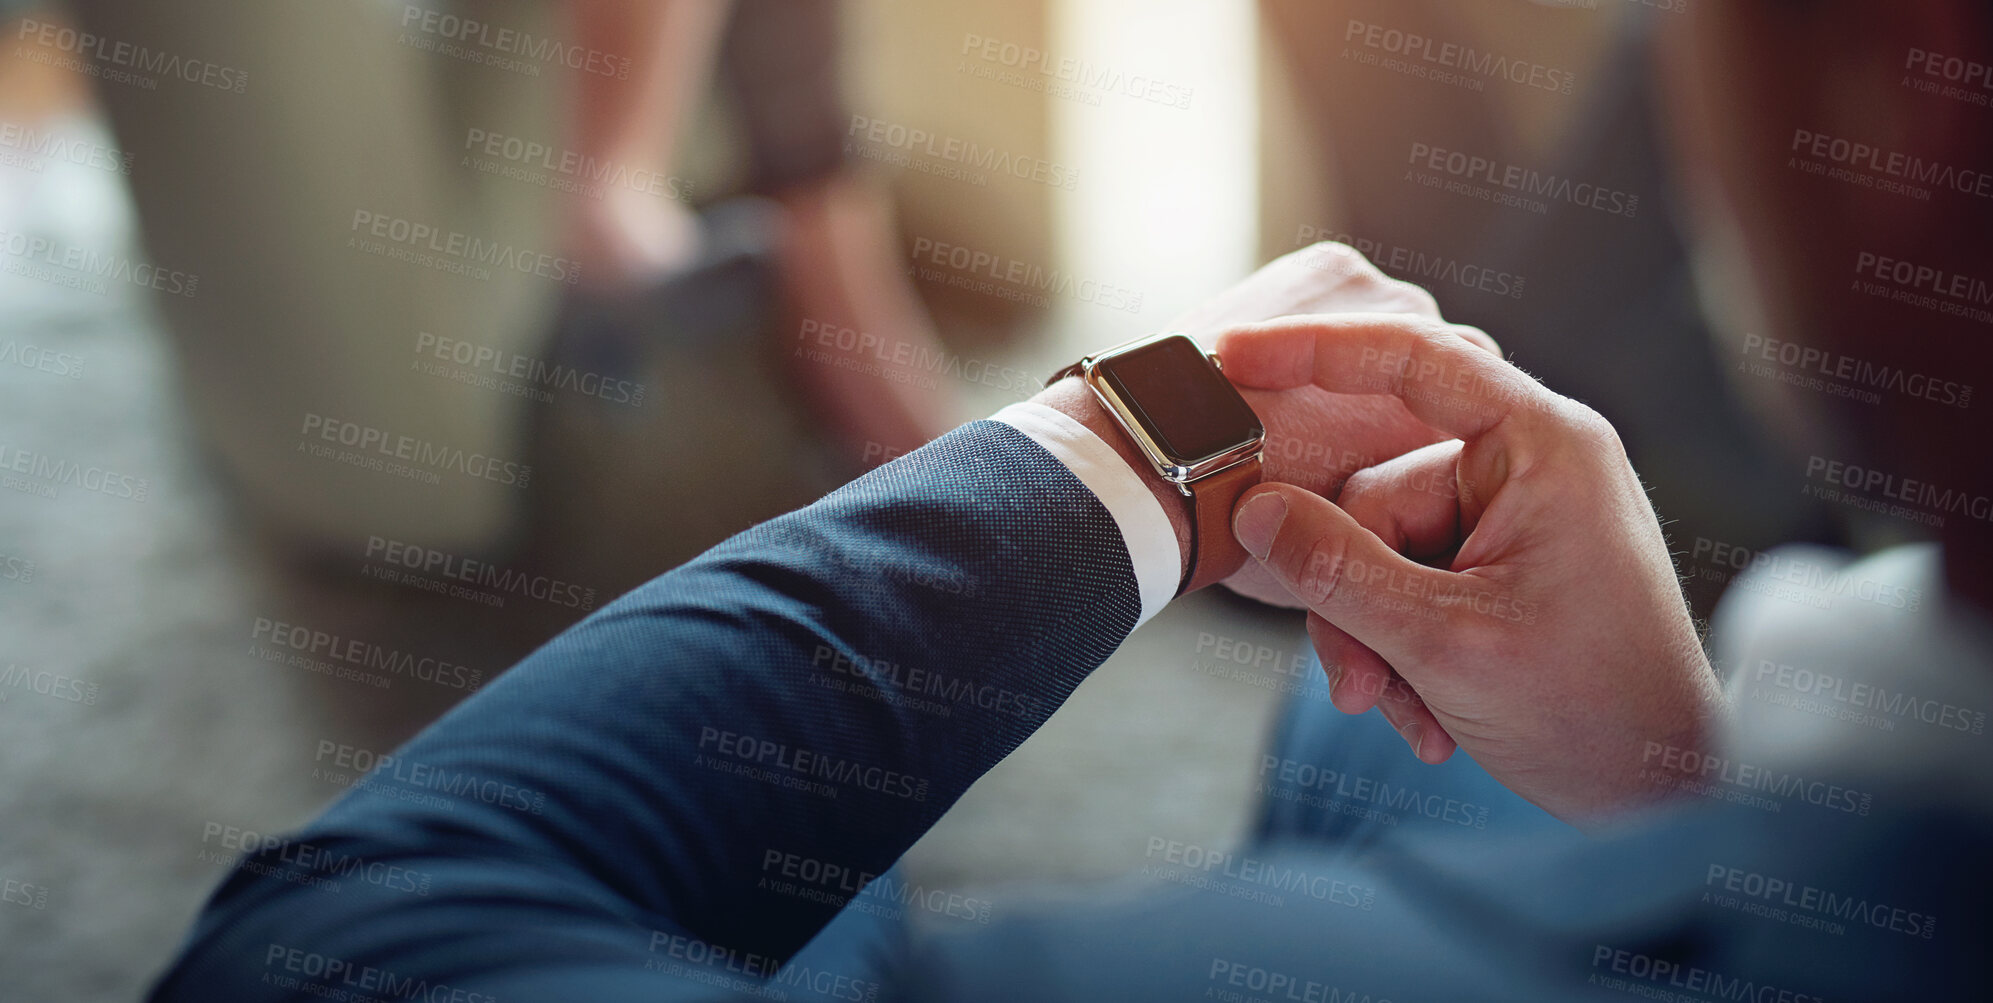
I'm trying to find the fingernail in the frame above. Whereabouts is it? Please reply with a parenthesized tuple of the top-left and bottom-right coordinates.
(1233, 492, 1286, 562)
(1398, 723, 1424, 760)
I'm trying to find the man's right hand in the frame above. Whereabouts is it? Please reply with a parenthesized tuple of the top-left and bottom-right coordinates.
(1219, 314, 1726, 827)
(1166, 241, 1500, 605)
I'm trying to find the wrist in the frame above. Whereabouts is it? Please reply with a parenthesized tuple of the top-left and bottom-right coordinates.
(1036, 378, 1193, 585)
(1588, 665, 1732, 830)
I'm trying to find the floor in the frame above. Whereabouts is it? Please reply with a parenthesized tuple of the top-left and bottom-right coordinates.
(0, 113, 1308, 1003)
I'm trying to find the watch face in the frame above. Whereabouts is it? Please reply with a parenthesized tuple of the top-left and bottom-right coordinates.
(1095, 335, 1264, 465)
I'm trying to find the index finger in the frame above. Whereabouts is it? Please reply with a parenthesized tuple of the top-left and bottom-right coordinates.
(1215, 314, 1550, 442)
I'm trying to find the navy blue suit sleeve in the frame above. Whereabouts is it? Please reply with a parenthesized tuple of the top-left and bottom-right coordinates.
(148, 420, 1146, 1002)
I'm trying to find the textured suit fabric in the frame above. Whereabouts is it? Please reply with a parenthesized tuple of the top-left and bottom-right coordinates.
(149, 419, 1141, 1001)
(149, 420, 1988, 1002)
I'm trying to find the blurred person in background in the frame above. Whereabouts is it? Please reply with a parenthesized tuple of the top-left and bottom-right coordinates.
(147, 2, 1993, 1000)
(28, 0, 957, 589)
(1260, 0, 1843, 620)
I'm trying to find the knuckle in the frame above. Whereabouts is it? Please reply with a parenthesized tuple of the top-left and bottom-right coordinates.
(1562, 399, 1610, 433)
(1334, 471, 1395, 539)
(1402, 323, 1460, 376)
(1451, 323, 1500, 355)
(1553, 400, 1628, 457)
(1405, 317, 1457, 348)
(1319, 241, 1394, 285)
(1309, 239, 1363, 264)
(1297, 240, 1365, 277)
(1337, 466, 1381, 506)
(1388, 278, 1441, 316)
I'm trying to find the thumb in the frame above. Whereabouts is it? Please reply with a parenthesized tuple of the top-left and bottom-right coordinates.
(1231, 482, 1474, 669)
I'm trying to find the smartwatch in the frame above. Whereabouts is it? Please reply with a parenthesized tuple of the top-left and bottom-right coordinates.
(1049, 332, 1266, 595)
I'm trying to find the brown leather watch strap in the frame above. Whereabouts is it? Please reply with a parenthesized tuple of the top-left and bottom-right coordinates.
(1179, 457, 1264, 595)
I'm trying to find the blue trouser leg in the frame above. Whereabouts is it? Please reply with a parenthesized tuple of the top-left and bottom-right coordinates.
(1250, 650, 1562, 853)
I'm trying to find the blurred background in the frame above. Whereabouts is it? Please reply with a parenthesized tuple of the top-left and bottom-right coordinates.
(0, 2, 1840, 999)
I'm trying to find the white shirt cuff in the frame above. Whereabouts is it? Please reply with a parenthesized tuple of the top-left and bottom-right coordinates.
(990, 402, 1180, 627)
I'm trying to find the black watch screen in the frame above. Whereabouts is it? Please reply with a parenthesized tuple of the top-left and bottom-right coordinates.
(1094, 335, 1264, 464)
